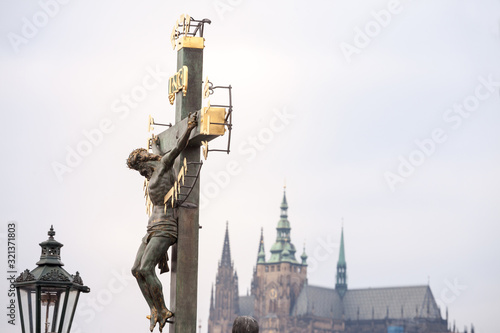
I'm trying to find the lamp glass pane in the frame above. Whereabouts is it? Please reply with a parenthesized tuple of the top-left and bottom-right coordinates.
(60, 289, 78, 333)
(19, 287, 36, 333)
(41, 288, 64, 333)
(55, 291, 67, 333)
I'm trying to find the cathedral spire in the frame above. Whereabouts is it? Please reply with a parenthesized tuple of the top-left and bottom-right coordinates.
(209, 224, 239, 332)
(257, 228, 266, 263)
(338, 226, 346, 266)
(335, 226, 347, 298)
(220, 221, 232, 267)
(281, 185, 288, 218)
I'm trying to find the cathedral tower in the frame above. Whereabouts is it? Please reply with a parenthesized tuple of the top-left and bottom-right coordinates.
(208, 223, 239, 333)
(253, 188, 307, 332)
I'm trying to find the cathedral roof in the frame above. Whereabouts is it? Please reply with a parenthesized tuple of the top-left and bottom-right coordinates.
(293, 284, 343, 318)
(238, 295, 255, 317)
(292, 285, 442, 321)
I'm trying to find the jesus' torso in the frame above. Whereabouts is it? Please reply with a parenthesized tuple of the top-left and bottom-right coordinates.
(147, 163, 177, 226)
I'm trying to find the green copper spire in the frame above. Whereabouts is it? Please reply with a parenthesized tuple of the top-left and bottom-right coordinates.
(335, 226, 347, 298)
(301, 244, 308, 265)
(280, 188, 288, 214)
(268, 187, 299, 264)
(338, 226, 346, 266)
(277, 188, 290, 230)
(257, 228, 266, 264)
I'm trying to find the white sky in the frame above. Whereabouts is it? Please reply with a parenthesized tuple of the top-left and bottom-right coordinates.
(1, 0, 499, 332)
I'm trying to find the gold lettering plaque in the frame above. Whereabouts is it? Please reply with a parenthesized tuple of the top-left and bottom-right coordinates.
(168, 66, 188, 105)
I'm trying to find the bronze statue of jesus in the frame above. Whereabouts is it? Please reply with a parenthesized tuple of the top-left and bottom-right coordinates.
(127, 114, 197, 332)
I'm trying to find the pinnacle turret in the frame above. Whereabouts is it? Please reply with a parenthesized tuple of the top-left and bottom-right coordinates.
(301, 244, 308, 265)
(210, 284, 215, 311)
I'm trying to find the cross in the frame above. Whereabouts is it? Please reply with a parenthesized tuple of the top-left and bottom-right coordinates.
(147, 15, 231, 333)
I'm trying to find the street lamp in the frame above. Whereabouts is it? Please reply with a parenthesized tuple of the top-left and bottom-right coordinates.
(14, 226, 90, 333)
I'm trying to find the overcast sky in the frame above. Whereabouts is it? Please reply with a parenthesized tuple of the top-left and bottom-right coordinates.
(1, 0, 499, 332)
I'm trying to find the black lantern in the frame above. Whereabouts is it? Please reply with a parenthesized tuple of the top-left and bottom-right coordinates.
(14, 226, 90, 333)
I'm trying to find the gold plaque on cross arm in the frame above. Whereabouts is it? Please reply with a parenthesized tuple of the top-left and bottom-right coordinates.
(200, 107, 226, 136)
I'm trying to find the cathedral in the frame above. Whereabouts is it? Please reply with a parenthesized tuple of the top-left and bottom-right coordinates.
(208, 189, 468, 333)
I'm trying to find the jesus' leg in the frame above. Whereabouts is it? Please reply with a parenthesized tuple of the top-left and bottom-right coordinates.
(131, 241, 159, 331)
(138, 236, 175, 332)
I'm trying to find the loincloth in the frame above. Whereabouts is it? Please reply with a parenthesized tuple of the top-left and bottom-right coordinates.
(142, 221, 177, 274)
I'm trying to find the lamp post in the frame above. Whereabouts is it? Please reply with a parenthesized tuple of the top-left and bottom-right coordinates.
(14, 226, 90, 333)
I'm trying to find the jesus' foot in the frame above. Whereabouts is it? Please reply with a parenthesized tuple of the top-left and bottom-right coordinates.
(158, 308, 174, 332)
(148, 308, 158, 332)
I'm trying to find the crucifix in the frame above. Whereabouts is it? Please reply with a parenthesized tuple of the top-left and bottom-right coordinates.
(127, 14, 233, 333)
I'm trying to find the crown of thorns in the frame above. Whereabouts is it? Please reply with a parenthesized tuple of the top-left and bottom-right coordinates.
(126, 148, 161, 170)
